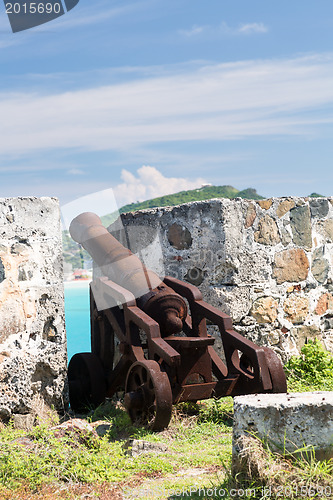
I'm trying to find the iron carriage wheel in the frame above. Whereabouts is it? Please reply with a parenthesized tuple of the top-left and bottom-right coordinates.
(90, 289, 122, 373)
(68, 352, 107, 413)
(124, 359, 172, 431)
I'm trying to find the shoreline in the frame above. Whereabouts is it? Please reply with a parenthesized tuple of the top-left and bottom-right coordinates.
(64, 280, 91, 288)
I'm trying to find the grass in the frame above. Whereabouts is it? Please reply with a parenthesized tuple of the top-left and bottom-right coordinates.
(1, 388, 332, 499)
(230, 434, 333, 500)
(0, 398, 233, 499)
(1, 340, 333, 499)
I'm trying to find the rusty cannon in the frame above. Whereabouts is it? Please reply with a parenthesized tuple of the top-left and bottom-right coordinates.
(67, 212, 287, 431)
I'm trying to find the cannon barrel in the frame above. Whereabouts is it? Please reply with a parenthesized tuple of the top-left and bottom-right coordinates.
(69, 212, 187, 335)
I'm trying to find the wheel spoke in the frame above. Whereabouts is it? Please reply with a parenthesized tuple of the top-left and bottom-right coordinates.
(124, 360, 172, 431)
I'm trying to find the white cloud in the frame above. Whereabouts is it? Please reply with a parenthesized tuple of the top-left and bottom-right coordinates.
(179, 25, 206, 37)
(179, 21, 268, 38)
(115, 165, 207, 207)
(67, 168, 85, 175)
(61, 166, 207, 228)
(237, 23, 268, 35)
(1, 54, 333, 157)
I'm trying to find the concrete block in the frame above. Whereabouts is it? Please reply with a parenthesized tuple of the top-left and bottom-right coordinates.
(233, 392, 333, 463)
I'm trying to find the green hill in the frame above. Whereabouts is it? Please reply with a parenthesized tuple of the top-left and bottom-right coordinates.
(64, 184, 264, 268)
(100, 185, 264, 227)
(63, 185, 326, 269)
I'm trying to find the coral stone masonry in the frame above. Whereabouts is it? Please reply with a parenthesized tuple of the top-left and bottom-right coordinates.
(0, 197, 67, 421)
(111, 197, 333, 361)
(233, 392, 333, 462)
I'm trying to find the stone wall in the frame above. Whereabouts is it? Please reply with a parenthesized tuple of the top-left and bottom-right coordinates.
(110, 197, 333, 362)
(0, 197, 67, 421)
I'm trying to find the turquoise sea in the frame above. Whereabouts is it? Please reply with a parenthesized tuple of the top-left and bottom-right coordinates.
(64, 282, 91, 363)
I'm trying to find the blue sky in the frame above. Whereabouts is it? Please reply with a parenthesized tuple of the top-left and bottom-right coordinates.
(1, 0, 333, 219)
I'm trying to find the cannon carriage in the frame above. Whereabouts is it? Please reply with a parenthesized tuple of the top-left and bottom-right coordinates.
(68, 213, 287, 431)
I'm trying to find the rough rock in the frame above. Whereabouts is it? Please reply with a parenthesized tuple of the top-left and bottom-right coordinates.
(233, 392, 333, 460)
(12, 436, 36, 449)
(0, 197, 67, 420)
(256, 199, 273, 210)
(311, 247, 329, 284)
(91, 420, 111, 437)
(267, 329, 281, 345)
(250, 297, 278, 324)
(276, 198, 295, 218)
(310, 198, 329, 219)
(273, 249, 309, 284)
(280, 227, 292, 246)
(315, 293, 333, 315)
(254, 215, 280, 246)
(320, 219, 333, 241)
(12, 413, 35, 431)
(124, 439, 168, 457)
(291, 325, 322, 348)
(245, 203, 256, 228)
(283, 295, 309, 324)
(52, 418, 99, 445)
(290, 205, 312, 250)
(0, 257, 5, 283)
(184, 266, 205, 286)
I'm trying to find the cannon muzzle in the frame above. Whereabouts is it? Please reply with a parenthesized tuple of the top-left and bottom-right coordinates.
(69, 212, 187, 335)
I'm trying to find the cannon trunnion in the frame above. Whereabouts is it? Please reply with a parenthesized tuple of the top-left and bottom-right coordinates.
(67, 213, 287, 431)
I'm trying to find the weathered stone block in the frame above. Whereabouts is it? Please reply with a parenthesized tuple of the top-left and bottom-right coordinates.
(290, 205, 312, 250)
(0, 197, 67, 421)
(273, 248, 309, 284)
(280, 227, 292, 246)
(276, 198, 295, 218)
(315, 292, 333, 315)
(283, 295, 309, 324)
(311, 247, 329, 284)
(12, 413, 35, 431)
(233, 392, 333, 462)
(254, 215, 280, 246)
(291, 325, 322, 348)
(310, 198, 329, 219)
(244, 203, 256, 228)
(256, 199, 273, 210)
(124, 439, 168, 457)
(250, 297, 278, 324)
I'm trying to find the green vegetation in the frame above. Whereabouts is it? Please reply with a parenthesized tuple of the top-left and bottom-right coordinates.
(309, 192, 324, 198)
(63, 184, 265, 267)
(62, 229, 91, 269)
(224, 434, 333, 500)
(285, 338, 333, 392)
(0, 399, 233, 499)
(1, 342, 332, 498)
(100, 184, 264, 227)
(62, 184, 326, 269)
